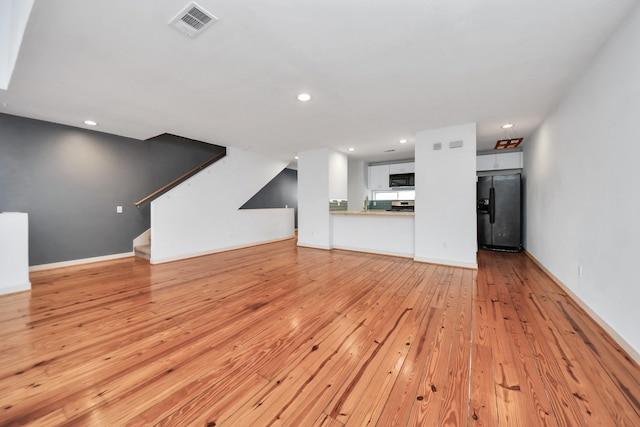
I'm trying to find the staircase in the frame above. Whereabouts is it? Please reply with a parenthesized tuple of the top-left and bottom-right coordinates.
(133, 229, 151, 261)
(134, 244, 151, 260)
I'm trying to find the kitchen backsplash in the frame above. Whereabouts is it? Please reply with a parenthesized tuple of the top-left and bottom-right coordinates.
(329, 200, 410, 211)
(329, 200, 348, 211)
(367, 200, 392, 210)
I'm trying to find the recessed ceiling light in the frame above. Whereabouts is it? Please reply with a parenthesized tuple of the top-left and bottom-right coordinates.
(501, 123, 514, 129)
(294, 156, 299, 160)
(83, 120, 98, 126)
(399, 139, 408, 144)
(348, 147, 355, 152)
(297, 93, 311, 102)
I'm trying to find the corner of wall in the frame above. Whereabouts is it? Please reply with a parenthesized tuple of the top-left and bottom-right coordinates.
(297, 148, 347, 250)
(150, 148, 292, 262)
(414, 123, 477, 266)
(523, 4, 640, 356)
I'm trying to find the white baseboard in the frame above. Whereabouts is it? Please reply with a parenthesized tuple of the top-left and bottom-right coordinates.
(296, 242, 332, 250)
(413, 256, 478, 270)
(331, 245, 413, 259)
(0, 282, 31, 296)
(525, 251, 640, 365)
(29, 252, 134, 272)
(151, 235, 296, 265)
(297, 244, 478, 268)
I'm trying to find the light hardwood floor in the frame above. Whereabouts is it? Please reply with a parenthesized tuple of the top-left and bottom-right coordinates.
(1, 239, 639, 426)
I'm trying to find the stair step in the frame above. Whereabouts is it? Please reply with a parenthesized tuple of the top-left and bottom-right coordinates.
(134, 244, 151, 260)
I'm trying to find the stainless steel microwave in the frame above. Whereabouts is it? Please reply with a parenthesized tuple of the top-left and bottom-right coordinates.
(389, 172, 414, 188)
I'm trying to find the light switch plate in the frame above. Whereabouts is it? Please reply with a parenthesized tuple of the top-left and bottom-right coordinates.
(116, 205, 123, 214)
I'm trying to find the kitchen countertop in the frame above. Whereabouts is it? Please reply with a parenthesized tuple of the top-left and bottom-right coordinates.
(330, 210, 414, 216)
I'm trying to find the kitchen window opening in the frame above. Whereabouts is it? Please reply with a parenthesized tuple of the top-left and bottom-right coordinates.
(373, 190, 415, 201)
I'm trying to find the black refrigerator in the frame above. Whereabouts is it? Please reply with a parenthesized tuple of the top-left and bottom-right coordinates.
(477, 174, 522, 251)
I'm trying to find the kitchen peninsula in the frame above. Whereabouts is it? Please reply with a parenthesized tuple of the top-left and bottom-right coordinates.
(331, 210, 414, 258)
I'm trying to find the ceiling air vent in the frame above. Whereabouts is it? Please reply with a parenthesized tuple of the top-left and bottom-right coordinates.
(169, 2, 218, 38)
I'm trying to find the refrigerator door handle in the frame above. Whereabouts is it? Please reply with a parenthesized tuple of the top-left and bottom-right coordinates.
(489, 187, 496, 224)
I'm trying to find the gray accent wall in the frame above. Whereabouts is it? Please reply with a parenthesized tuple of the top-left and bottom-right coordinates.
(241, 168, 298, 227)
(0, 113, 224, 266)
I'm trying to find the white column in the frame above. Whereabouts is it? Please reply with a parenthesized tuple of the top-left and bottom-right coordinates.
(414, 123, 477, 268)
(297, 148, 347, 249)
(347, 159, 368, 212)
(0, 212, 30, 294)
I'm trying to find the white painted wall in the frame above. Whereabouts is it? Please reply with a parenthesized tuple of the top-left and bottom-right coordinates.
(329, 151, 348, 200)
(347, 159, 368, 212)
(298, 148, 331, 249)
(297, 148, 348, 249)
(150, 147, 294, 263)
(332, 214, 414, 258)
(0, 0, 34, 90)
(0, 212, 30, 294)
(414, 123, 477, 268)
(524, 3, 640, 356)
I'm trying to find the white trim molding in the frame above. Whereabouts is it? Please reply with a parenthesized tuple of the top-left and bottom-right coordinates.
(525, 251, 640, 365)
(331, 245, 413, 259)
(151, 236, 295, 265)
(296, 243, 332, 251)
(0, 282, 31, 296)
(29, 252, 134, 272)
(414, 256, 478, 270)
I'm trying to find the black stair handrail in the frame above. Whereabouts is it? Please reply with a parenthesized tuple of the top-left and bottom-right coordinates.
(134, 150, 226, 207)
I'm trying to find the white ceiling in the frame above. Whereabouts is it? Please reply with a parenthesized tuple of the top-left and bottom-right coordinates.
(1, 0, 638, 164)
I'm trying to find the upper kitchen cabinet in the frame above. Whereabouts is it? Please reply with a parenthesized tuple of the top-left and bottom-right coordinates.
(477, 152, 523, 172)
(368, 164, 390, 190)
(388, 162, 415, 174)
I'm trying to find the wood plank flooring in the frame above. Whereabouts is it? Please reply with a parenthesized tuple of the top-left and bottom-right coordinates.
(1, 239, 639, 426)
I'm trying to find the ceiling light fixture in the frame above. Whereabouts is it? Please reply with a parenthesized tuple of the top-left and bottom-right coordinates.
(399, 139, 408, 144)
(495, 124, 523, 150)
(83, 120, 98, 126)
(348, 147, 355, 152)
(297, 93, 311, 102)
(495, 138, 523, 149)
(294, 156, 299, 160)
